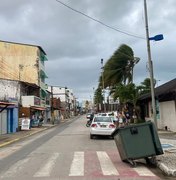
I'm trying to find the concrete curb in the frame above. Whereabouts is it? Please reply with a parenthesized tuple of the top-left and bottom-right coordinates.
(0, 138, 20, 148)
(157, 161, 176, 176)
(0, 127, 50, 148)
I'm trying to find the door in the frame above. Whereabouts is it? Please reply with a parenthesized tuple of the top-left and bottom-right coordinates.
(0, 110, 7, 135)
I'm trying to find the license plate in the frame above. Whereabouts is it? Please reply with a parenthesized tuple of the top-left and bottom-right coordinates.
(101, 125, 106, 127)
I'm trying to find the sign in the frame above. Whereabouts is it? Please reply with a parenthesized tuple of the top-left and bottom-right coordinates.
(149, 34, 164, 41)
(34, 96, 41, 106)
(109, 97, 119, 104)
(21, 118, 30, 130)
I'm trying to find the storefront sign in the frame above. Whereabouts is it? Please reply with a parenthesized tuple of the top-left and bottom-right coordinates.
(34, 96, 41, 106)
(21, 118, 30, 130)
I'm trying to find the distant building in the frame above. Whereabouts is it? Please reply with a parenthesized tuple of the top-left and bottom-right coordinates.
(47, 86, 76, 120)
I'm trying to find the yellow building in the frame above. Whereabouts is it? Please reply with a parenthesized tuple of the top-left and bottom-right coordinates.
(0, 40, 49, 112)
(0, 40, 47, 89)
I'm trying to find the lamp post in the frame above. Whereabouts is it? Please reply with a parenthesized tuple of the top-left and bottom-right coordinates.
(93, 87, 95, 112)
(144, 0, 162, 128)
(101, 59, 106, 112)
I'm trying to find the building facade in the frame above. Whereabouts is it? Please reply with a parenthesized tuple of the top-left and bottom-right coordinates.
(139, 78, 176, 132)
(47, 86, 76, 119)
(0, 40, 49, 133)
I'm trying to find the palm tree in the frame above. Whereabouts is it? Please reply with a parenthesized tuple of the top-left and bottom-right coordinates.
(103, 44, 138, 87)
(138, 78, 156, 95)
(94, 87, 104, 111)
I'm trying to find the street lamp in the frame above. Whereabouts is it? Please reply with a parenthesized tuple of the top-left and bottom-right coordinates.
(144, 0, 164, 128)
(93, 87, 95, 112)
(101, 59, 106, 112)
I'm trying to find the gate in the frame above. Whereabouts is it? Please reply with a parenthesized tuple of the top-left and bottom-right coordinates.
(0, 110, 7, 135)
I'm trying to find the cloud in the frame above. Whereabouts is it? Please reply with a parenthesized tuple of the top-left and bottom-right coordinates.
(0, 0, 175, 101)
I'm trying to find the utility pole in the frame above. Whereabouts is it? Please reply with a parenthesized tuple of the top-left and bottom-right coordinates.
(51, 86, 54, 124)
(101, 59, 106, 112)
(93, 87, 95, 112)
(144, 0, 157, 128)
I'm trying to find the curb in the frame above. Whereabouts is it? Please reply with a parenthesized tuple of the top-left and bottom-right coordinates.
(0, 138, 20, 148)
(157, 162, 176, 176)
(0, 127, 50, 148)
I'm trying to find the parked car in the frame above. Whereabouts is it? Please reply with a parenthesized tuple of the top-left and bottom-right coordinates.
(90, 116, 116, 139)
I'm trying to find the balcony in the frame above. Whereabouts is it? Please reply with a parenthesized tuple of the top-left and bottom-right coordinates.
(21, 95, 47, 108)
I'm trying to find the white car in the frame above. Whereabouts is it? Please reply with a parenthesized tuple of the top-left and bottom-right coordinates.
(90, 116, 116, 139)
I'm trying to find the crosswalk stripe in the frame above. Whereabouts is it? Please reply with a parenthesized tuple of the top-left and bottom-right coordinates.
(34, 153, 59, 177)
(69, 152, 84, 176)
(97, 151, 119, 176)
(133, 166, 156, 176)
(0, 151, 158, 178)
(0, 157, 30, 178)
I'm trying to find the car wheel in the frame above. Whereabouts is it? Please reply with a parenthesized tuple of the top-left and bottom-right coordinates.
(90, 134, 93, 139)
(110, 135, 114, 139)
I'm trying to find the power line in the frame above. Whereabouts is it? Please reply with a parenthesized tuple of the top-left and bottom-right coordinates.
(55, 0, 145, 40)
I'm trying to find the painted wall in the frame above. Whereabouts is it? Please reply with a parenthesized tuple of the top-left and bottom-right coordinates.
(0, 41, 39, 85)
(0, 79, 20, 101)
(0, 79, 19, 133)
(159, 101, 176, 132)
(7, 108, 18, 133)
(48, 86, 69, 102)
(0, 110, 7, 134)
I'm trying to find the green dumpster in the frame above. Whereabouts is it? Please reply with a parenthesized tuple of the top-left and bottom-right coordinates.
(112, 121, 163, 166)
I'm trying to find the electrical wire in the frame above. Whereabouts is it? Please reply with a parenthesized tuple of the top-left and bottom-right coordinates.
(55, 0, 145, 40)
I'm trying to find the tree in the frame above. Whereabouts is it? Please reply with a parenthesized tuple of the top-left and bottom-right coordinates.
(103, 44, 139, 88)
(138, 78, 156, 95)
(94, 87, 103, 106)
(113, 83, 142, 121)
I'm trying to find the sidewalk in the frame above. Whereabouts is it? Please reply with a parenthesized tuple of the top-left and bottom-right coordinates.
(157, 130, 176, 176)
(0, 123, 56, 148)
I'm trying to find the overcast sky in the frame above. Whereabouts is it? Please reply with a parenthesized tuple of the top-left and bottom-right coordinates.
(1, 0, 176, 102)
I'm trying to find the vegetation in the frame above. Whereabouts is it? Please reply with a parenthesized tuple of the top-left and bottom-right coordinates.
(94, 43, 154, 122)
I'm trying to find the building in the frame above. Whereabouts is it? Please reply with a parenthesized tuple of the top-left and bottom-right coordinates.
(47, 86, 76, 119)
(0, 40, 49, 133)
(139, 78, 176, 132)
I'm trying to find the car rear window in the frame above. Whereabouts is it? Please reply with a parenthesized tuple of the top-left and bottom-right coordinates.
(94, 117, 112, 122)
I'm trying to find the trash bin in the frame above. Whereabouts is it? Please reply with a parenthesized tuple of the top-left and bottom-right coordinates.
(112, 121, 163, 166)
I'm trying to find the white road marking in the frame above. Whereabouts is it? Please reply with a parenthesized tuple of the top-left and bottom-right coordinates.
(0, 157, 30, 178)
(133, 166, 156, 176)
(34, 153, 59, 177)
(97, 151, 119, 176)
(69, 151, 84, 176)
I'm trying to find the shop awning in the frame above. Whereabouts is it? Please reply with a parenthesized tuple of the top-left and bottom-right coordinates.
(0, 101, 16, 112)
(30, 106, 46, 111)
(0, 101, 16, 106)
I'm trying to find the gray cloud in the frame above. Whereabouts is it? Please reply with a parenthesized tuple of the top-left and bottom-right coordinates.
(0, 0, 175, 101)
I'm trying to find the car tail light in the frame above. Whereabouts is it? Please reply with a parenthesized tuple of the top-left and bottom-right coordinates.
(91, 124, 97, 128)
(109, 124, 115, 128)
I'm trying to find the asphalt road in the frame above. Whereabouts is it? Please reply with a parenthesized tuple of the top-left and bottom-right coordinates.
(0, 115, 170, 180)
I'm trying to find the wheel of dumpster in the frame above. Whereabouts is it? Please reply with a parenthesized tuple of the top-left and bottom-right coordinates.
(150, 157, 157, 165)
(145, 157, 157, 166)
(128, 159, 137, 167)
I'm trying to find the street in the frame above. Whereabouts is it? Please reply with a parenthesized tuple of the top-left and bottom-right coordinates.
(0, 115, 167, 180)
